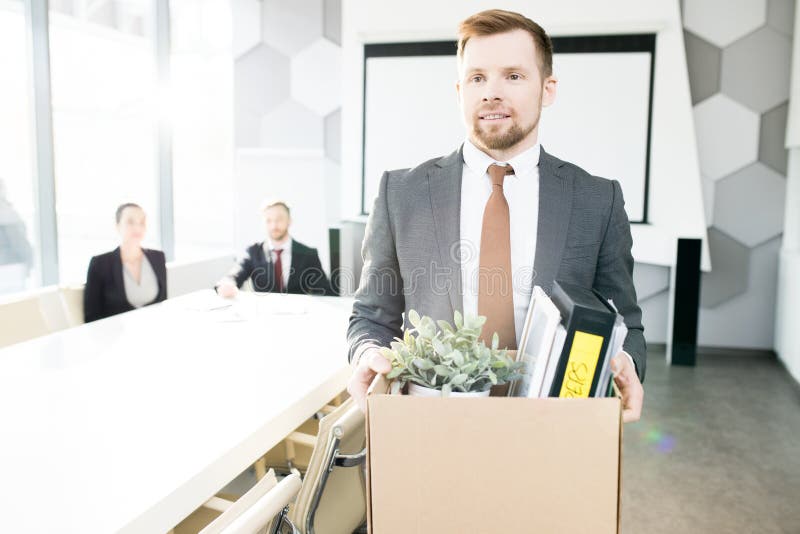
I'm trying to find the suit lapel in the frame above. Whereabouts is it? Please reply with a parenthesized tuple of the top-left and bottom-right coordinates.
(111, 247, 124, 295)
(286, 241, 300, 292)
(428, 147, 464, 316)
(534, 147, 572, 293)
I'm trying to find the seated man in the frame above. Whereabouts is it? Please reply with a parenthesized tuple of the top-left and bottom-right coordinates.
(216, 200, 333, 297)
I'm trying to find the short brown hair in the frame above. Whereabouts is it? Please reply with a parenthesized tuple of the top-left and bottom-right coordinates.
(261, 199, 291, 216)
(457, 9, 554, 78)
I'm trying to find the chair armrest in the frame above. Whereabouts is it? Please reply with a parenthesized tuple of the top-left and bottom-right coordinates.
(269, 510, 300, 534)
(333, 447, 366, 468)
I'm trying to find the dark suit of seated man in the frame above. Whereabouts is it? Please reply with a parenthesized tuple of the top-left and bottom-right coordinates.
(216, 200, 333, 297)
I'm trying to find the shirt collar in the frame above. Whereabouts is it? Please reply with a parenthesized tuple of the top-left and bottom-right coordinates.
(266, 237, 292, 253)
(462, 138, 541, 178)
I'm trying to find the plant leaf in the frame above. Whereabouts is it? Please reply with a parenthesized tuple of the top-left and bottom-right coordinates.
(431, 337, 447, 356)
(437, 320, 454, 334)
(387, 367, 403, 379)
(454, 310, 463, 329)
(418, 317, 436, 339)
(450, 373, 468, 385)
(488, 369, 497, 385)
(408, 309, 421, 328)
(433, 365, 452, 377)
(415, 359, 434, 370)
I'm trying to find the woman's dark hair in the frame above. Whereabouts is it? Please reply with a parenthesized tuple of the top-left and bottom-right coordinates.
(115, 202, 143, 224)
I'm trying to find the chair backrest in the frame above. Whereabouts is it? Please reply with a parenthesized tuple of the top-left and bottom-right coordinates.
(289, 398, 367, 534)
(200, 470, 301, 534)
(0, 292, 52, 348)
(167, 255, 236, 298)
(37, 286, 71, 332)
(58, 285, 85, 327)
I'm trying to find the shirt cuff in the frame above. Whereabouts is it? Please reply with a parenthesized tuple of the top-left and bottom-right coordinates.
(352, 340, 382, 367)
(620, 350, 637, 375)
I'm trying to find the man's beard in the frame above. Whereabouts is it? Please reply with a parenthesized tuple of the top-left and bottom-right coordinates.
(270, 230, 288, 242)
(471, 112, 540, 151)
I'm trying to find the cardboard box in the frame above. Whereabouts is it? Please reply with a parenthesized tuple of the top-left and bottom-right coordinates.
(365, 376, 623, 533)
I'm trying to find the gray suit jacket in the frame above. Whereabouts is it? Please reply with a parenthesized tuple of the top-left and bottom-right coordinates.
(347, 145, 646, 382)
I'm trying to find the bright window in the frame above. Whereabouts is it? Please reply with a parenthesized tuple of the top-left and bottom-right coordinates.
(170, 0, 233, 261)
(49, 0, 160, 284)
(0, 0, 37, 295)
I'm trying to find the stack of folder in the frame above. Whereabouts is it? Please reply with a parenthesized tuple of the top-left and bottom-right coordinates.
(510, 280, 628, 399)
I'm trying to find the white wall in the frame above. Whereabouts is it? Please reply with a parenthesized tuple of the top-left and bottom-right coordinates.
(234, 149, 340, 272)
(341, 0, 710, 272)
(339, 0, 710, 348)
(775, 5, 800, 382)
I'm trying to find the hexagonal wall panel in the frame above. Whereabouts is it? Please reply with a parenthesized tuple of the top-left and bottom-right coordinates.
(236, 114, 261, 147)
(721, 27, 792, 113)
(291, 39, 342, 116)
(684, 0, 766, 48)
(261, 0, 323, 56)
(767, 0, 795, 37)
(684, 30, 721, 105)
(323, 0, 342, 45)
(324, 108, 342, 163)
(235, 43, 290, 116)
(232, 0, 261, 58)
(701, 175, 715, 226)
(713, 162, 786, 247)
(759, 102, 789, 175)
(701, 228, 750, 308)
(693, 94, 760, 180)
(260, 100, 324, 150)
(632, 263, 670, 301)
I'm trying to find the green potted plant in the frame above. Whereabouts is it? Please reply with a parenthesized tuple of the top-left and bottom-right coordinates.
(379, 309, 524, 397)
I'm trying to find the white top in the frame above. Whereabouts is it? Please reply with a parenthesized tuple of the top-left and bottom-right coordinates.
(460, 139, 541, 345)
(263, 237, 292, 289)
(122, 253, 159, 308)
(0, 290, 353, 534)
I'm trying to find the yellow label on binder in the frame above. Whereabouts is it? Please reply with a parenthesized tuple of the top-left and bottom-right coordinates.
(559, 331, 604, 398)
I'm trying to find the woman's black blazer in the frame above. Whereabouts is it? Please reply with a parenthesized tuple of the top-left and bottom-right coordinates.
(83, 247, 167, 323)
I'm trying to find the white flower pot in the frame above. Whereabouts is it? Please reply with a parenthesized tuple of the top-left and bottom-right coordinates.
(407, 382, 491, 398)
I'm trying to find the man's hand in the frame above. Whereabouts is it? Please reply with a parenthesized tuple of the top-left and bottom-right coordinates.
(217, 281, 238, 299)
(610, 352, 643, 423)
(347, 347, 391, 412)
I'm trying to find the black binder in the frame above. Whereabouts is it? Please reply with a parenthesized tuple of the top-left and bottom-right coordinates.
(548, 281, 617, 398)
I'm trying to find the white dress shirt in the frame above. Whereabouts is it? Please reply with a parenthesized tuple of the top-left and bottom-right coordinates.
(460, 139, 540, 346)
(263, 237, 292, 289)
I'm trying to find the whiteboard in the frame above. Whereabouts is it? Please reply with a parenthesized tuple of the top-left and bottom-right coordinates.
(362, 37, 654, 222)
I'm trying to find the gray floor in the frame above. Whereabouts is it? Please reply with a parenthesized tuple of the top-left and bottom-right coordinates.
(621, 347, 800, 534)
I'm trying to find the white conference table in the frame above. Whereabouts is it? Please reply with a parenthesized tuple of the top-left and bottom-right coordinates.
(0, 290, 355, 533)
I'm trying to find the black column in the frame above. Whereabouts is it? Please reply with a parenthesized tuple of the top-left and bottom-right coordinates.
(671, 238, 702, 366)
(329, 228, 341, 296)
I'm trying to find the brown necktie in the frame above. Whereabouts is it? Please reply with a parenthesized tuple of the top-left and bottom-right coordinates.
(478, 163, 516, 350)
(274, 249, 284, 293)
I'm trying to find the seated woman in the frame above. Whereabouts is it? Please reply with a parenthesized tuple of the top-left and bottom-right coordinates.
(83, 203, 167, 322)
